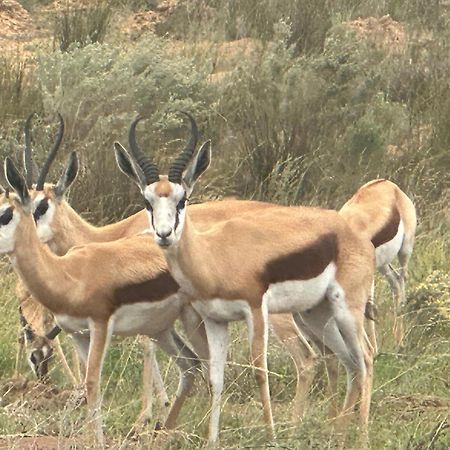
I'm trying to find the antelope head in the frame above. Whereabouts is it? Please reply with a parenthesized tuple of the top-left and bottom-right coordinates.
(114, 112, 211, 248)
(0, 157, 34, 253)
(21, 113, 78, 244)
(19, 306, 60, 380)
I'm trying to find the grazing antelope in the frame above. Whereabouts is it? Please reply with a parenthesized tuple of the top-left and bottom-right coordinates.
(24, 114, 319, 423)
(15, 288, 79, 385)
(339, 179, 417, 347)
(115, 113, 375, 445)
(1, 161, 202, 447)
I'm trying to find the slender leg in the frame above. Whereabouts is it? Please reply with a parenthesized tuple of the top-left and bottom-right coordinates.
(380, 264, 403, 345)
(151, 343, 170, 411)
(14, 329, 25, 378)
(134, 337, 170, 433)
(366, 281, 378, 355)
(202, 317, 229, 446)
(71, 332, 90, 377)
(134, 337, 155, 431)
(324, 351, 339, 419)
(154, 329, 200, 431)
(180, 304, 210, 373)
(269, 314, 316, 421)
(71, 344, 82, 384)
(250, 301, 275, 441)
(53, 336, 79, 387)
(295, 302, 369, 442)
(85, 320, 112, 447)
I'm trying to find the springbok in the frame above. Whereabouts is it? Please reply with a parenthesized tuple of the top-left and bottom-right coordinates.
(1, 159, 202, 447)
(115, 113, 375, 445)
(339, 179, 417, 347)
(10, 114, 79, 385)
(25, 114, 317, 423)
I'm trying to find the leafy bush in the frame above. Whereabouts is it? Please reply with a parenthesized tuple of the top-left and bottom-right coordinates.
(36, 36, 213, 219)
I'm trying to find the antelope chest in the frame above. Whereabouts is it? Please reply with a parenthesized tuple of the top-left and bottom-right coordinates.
(375, 220, 404, 268)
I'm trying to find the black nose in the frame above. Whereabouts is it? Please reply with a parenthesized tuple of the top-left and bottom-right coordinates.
(156, 229, 172, 239)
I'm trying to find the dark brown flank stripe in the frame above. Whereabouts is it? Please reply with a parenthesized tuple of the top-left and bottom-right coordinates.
(112, 271, 179, 306)
(371, 207, 401, 248)
(261, 233, 338, 286)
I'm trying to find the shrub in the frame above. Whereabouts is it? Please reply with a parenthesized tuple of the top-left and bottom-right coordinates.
(53, 1, 113, 52)
(36, 36, 213, 219)
(407, 270, 450, 338)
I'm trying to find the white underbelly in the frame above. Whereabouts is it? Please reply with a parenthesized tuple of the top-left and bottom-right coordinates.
(376, 220, 404, 268)
(266, 262, 336, 314)
(113, 294, 184, 336)
(56, 294, 184, 337)
(55, 315, 89, 334)
(192, 298, 251, 323)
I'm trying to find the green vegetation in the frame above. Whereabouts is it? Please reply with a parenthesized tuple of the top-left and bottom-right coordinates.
(0, 0, 448, 447)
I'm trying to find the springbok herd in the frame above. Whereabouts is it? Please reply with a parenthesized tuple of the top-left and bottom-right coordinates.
(0, 112, 416, 447)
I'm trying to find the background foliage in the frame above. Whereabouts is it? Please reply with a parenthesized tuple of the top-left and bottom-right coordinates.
(0, 0, 448, 448)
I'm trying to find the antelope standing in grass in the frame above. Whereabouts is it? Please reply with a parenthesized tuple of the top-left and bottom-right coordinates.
(25, 113, 318, 424)
(10, 114, 79, 385)
(116, 113, 376, 445)
(1, 160, 203, 447)
(339, 179, 417, 347)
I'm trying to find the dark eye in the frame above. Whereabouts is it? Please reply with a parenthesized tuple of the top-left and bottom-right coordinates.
(33, 198, 49, 222)
(0, 207, 13, 227)
(144, 199, 153, 212)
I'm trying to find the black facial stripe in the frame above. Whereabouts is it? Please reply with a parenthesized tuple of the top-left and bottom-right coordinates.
(33, 197, 49, 222)
(0, 207, 13, 227)
(174, 194, 187, 231)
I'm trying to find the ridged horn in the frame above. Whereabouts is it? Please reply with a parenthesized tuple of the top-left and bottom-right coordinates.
(36, 113, 65, 191)
(128, 115, 159, 185)
(23, 112, 36, 189)
(168, 111, 199, 183)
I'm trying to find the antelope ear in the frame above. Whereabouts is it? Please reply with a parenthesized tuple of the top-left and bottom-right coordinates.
(183, 140, 211, 196)
(114, 142, 147, 191)
(4, 157, 30, 209)
(54, 152, 79, 198)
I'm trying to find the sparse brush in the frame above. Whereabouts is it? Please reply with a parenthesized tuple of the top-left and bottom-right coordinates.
(52, 1, 113, 52)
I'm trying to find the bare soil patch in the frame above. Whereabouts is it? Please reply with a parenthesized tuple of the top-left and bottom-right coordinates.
(345, 15, 407, 52)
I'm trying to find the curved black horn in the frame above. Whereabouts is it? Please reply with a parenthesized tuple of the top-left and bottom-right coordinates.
(168, 111, 199, 183)
(35, 113, 65, 191)
(24, 112, 36, 189)
(128, 115, 159, 184)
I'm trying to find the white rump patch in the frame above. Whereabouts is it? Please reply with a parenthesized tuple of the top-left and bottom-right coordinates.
(375, 219, 404, 268)
(266, 262, 337, 314)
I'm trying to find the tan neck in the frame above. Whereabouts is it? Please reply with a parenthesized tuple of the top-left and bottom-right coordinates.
(166, 215, 213, 297)
(11, 213, 75, 315)
(50, 201, 147, 255)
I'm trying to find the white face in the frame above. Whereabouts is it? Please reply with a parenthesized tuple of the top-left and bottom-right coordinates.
(143, 182, 188, 248)
(32, 192, 56, 243)
(0, 202, 20, 253)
